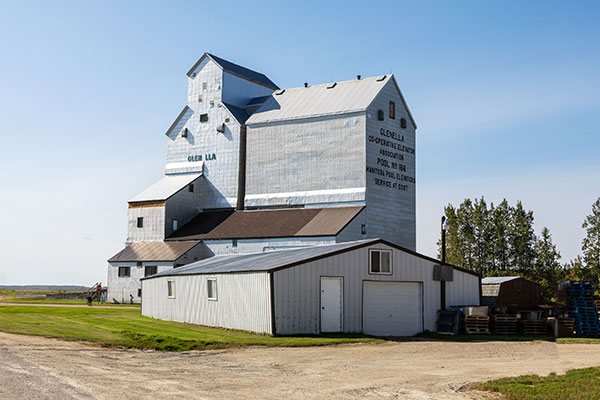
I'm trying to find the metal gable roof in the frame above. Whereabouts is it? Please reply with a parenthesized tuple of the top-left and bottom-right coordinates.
(129, 173, 202, 203)
(147, 239, 379, 277)
(481, 276, 521, 285)
(108, 241, 201, 263)
(246, 75, 391, 125)
(186, 53, 279, 90)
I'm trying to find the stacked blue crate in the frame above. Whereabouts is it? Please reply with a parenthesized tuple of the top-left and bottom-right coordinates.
(567, 281, 600, 337)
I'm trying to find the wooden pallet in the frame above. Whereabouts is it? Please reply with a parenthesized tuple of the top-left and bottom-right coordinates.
(522, 319, 549, 335)
(464, 316, 489, 334)
(493, 314, 518, 335)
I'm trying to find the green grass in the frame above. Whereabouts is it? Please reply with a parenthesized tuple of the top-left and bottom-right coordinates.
(0, 305, 381, 351)
(475, 367, 600, 399)
(0, 290, 138, 307)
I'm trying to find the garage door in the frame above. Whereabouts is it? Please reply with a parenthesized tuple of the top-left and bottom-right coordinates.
(362, 281, 422, 337)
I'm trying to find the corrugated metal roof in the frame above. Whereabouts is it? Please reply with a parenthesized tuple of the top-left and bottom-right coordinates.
(149, 239, 379, 276)
(129, 174, 202, 203)
(481, 276, 521, 284)
(108, 241, 201, 262)
(186, 53, 279, 90)
(222, 102, 250, 125)
(165, 206, 364, 240)
(246, 75, 390, 125)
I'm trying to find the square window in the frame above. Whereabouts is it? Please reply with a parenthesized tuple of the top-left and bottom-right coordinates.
(118, 266, 131, 277)
(369, 249, 392, 274)
(167, 280, 175, 298)
(401, 117, 407, 129)
(144, 266, 157, 277)
(377, 110, 384, 121)
(137, 288, 142, 297)
(188, 184, 194, 193)
(389, 101, 395, 119)
(207, 278, 217, 300)
(172, 219, 178, 231)
(137, 217, 143, 228)
(202, 81, 207, 90)
(200, 113, 208, 122)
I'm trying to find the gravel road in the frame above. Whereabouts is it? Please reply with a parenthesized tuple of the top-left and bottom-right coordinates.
(1, 332, 600, 399)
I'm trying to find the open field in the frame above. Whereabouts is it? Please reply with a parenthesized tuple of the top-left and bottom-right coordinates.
(0, 289, 138, 307)
(3, 332, 600, 399)
(0, 305, 380, 350)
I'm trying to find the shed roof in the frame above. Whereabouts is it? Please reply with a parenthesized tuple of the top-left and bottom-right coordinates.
(129, 174, 202, 203)
(144, 238, 480, 279)
(187, 53, 279, 90)
(108, 241, 201, 263)
(481, 276, 521, 285)
(166, 206, 364, 241)
(246, 75, 390, 125)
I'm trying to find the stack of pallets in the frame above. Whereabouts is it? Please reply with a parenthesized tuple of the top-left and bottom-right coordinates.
(493, 314, 518, 335)
(436, 310, 460, 335)
(522, 319, 549, 335)
(567, 281, 600, 337)
(558, 318, 575, 337)
(464, 315, 489, 334)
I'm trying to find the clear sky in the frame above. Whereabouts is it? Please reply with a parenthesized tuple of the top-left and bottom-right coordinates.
(0, 1, 598, 285)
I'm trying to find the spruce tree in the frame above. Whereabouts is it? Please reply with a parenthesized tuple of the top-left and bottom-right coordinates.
(582, 197, 600, 282)
(533, 227, 562, 301)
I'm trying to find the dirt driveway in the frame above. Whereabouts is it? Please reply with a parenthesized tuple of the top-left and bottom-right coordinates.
(2, 332, 600, 400)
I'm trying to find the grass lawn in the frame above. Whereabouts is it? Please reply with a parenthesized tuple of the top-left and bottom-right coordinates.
(474, 367, 600, 399)
(0, 305, 381, 351)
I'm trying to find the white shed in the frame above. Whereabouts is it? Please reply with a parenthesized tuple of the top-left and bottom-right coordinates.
(141, 239, 480, 336)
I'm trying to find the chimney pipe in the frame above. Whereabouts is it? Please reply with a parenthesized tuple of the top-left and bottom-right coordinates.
(304, 82, 308, 88)
(357, 74, 361, 80)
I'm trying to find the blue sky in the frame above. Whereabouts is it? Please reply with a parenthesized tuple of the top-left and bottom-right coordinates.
(0, 1, 598, 285)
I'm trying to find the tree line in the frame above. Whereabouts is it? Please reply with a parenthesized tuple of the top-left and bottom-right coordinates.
(439, 197, 600, 301)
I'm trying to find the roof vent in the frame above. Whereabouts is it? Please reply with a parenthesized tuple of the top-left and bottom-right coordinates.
(327, 82, 337, 89)
(376, 75, 387, 82)
(181, 128, 188, 138)
(275, 89, 285, 95)
(357, 74, 361, 80)
(304, 82, 308, 88)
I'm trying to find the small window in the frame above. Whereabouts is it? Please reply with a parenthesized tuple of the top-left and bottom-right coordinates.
(198, 94, 202, 103)
(137, 288, 142, 297)
(137, 217, 143, 228)
(144, 265, 157, 277)
(202, 81, 207, 90)
(167, 280, 175, 298)
(118, 266, 131, 277)
(210, 100, 214, 108)
(207, 278, 217, 300)
(172, 219, 178, 231)
(389, 101, 395, 119)
(400, 117, 407, 129)
(232, 239, 238, 248)
(188, 184, 194, 193)
(136, 261, 142, 267)
(377, 110, 384, 121)
(369, 249, 392, 274)
(200, 113, 208, 122)
(361, 224, 367, 235)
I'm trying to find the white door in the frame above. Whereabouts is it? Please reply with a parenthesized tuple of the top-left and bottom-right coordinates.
(362, 281, 422, 337)
(320, 277, 343, 332)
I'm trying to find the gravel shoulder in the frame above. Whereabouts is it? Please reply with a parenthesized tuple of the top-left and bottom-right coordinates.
(2, 332, 600, 400)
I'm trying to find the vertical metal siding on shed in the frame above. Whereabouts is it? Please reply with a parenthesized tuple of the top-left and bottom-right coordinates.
(445, 270, 481, 307)
(273, 244, 460, 335)
(142, 272, 272, 334)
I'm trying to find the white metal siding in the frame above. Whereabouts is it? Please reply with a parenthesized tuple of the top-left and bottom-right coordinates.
(141, 272, 272, 334)
(222, 71, 274, 107)
(365, 79, 416, 250)
(245, 113, 366, 207)
(126, 207, 165, 243)
(446, 270, 481, 306)
(107, 261, 172, 304)
(273, 244, 478, 335)
(203, 236, 336, 256)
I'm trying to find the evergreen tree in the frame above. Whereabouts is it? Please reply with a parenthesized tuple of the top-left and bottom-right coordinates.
(533, 227, 562, 301)
(490, 199, 511, 273)
(582, 197, 600, 282)
(472, 197, 492, 275)
(508, 201, 536, 275)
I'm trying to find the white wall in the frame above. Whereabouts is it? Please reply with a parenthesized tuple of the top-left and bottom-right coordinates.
(202, 236, 336, 256)
(165, 178, 203, 237)
(141, 272, 272, 334)
(107, 261, 172, 304)
(126, 206, 165, 243)
(273, 243, 479, 335)
(222, 71, 274, 107)
(365, 79, 416, 249)
(245, 113, 366, 207)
